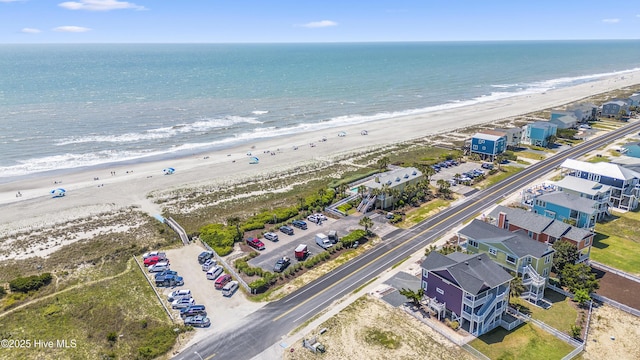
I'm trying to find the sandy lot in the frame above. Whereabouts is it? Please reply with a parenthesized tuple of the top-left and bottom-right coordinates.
(283, 295, 473, 360)
(582, 305, 640, 360)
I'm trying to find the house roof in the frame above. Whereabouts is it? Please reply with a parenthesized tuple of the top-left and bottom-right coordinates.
(553, 115, 578, 125)
(364, 167, 423, 190)
(561, 158, 640, 181)
(528, 121, 557, 130)
(536, 191, 598, 215)
(552, 176, 611, 196)
(459, 220, 552, 258)
(488, 205, 593, 243)
(567, 103, 596, 112)
(604, 100, 630, 106)
(488, 205, 553, 234)
(479, 129, 508, 137)
(421, 252, 512, 295)
(473, 132, 503, 141)
(495, 127, 522, 135)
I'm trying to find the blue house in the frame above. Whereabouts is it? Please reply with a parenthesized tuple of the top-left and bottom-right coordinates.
(470, 132, 506, 161)
(522, 121, 558, 147)
(532, 191, 599, 229)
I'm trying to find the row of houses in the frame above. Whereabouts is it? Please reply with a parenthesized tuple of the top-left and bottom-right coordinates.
(421, 203, 592, 336)
(470, 95, 640, 160)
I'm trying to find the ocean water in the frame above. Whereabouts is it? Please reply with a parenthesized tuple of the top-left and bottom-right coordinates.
(1, 41, 640, 180)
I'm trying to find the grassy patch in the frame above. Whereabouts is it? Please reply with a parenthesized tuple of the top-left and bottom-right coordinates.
(401, 198, 452, 227)
(515, 151, 547, 161)
(0, 259, 182, 360)
(364, 327, 401, 349)
(591, 211, 640, 275)
(391, 256, 410, 270)
(353, 276, 379, 294)
(586, 156, 610, 163)
(510, 289, 578, 333)
(469, 323, 575, 360)
(477, 166, 524, 189)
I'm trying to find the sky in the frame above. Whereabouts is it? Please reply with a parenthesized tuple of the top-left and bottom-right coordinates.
(0, 0, 639, 43)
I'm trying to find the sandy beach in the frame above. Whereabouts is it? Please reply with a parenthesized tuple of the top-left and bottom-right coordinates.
(2, 70, 640, 249)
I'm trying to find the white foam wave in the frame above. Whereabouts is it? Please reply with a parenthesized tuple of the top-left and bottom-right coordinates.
(251, 110, 269, 115)
(56, 115, 263, 145)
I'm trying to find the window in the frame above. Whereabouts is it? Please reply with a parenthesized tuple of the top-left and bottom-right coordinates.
(584, 237, 591, 246)
(423, 270, 429, 279)
(544, 255, 551, 264)
(489, 248, 497, 256)
(436, 287, 444, 295)
(528, 230, 533, 238)
(506, 255, 516, 264)
(468, 240, 478, 248)
(543, 268, 549, 277)
(422, 281, 428, 291)
(472, 145, 478, 150)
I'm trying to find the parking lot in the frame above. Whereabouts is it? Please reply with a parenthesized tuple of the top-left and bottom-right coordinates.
(247, 215, 364, 271)
(147, 244, 264, 336)
(430, 161, 484, 195)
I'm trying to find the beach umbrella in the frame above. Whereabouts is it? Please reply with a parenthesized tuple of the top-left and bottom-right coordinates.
(338, 131, 347, 137)
(50, 188, 66, 197)
(163, 167, 175, 175)
(249, 157, 259, 164)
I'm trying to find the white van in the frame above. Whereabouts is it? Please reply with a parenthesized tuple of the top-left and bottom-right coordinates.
(222, 281, 239, 297)
(206, 265, 223, 280)
(201, 258, 217, 271)
(167, 289, 191, 302)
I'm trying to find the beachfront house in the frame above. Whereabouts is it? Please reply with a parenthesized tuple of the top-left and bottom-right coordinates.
(488, 205, 593, 264)
(560, 158, 640, 211)
(549, 112, 578, 129)
(601, 100, 631, 118)
(359, 167, 423, 210)
(421, 252, 512, 336)
(629, 94, 640, 107)
(470, 131, 506, 161)
(522, 121, 558, 147)
(495, 127, 523, 149)
(566, 103, 598, 122)
(457, 220, 553, 304)
(552, 176, 610, 215)
(530, 191, 599, 229)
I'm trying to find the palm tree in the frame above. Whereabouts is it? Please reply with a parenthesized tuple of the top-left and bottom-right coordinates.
(297, 196, 306, 210)
(509, 277, 525, 300)
(370, 188, 382, 210)
(377, 156, 390, 170)
(436, 179, 451, 199)
(226, 216, 242, 242)
(359, 216, 374, 234)
(399, 288, 425, 307)
(380, 184, 390, 210)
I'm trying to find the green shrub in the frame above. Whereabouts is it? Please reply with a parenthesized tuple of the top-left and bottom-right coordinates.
(107, 331, 118, 343)
(0, 286, 6, 299)
(340, 229, 366, 247)
(249, 278, 268, 292)
(9, 273, 52, 293)
(199, 224, 236, 256)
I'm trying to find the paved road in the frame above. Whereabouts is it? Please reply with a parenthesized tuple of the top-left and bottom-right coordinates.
(176, 120, 640, 360)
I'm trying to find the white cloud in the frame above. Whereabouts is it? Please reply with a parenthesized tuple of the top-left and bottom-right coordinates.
(299, 20, 338, 28)
(58, 0, 146, 11)
(53, 26, 92, 33)
(21, 28, 41, 34)
(602, 18, 620, 23)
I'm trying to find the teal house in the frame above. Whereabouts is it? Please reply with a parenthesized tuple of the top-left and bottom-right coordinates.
(458, 220, 554, 304)
(522, 121, 558, 147)
(532, 191, 599, 229)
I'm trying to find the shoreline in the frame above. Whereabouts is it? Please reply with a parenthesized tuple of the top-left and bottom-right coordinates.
(2, 70, 640, 239)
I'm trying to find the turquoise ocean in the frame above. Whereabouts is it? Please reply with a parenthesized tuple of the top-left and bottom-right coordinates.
(1, 41, 640, 181)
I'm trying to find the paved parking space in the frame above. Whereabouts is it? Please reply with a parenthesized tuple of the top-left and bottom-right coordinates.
(149, 243, 264, 336)
(248, 215, 364, 271)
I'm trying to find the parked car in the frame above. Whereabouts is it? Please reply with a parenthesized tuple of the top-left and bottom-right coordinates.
(172, 297, 196, 309)
(222, 281, 239, 297)
(481, 162, 494, 170)
(198, 251, 213, 264)
(314, 213, 328, 221)
(263, 232, 279, 242)
(155, 269, 178, 279)
(167, 289, 191, 302)
(214, 274, 232, 289)
(184, 315, 211, 328)
(180, 305, 206, 319)
(201, 258, 217, 271)
(307, 215, 319, 223)
(142, 251, 159, 259)
(206, 265, 224, 280)
(291, 220, 308, 230)
(280, 225, 294, 235)
(148, 263, 170, 273)
(273, 257, 291, 273)
(156, 274, 184, 287)
(144, 256, 161, 267)
(246, 238, 266, 250)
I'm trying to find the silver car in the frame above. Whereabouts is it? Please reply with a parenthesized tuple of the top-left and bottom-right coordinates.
(172, 297, 195, 309)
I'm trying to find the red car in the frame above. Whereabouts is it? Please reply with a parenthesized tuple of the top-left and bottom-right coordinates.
(246, 238, 265, 250)
(144, 255, 160, 267)
(215, 274, 232, 289)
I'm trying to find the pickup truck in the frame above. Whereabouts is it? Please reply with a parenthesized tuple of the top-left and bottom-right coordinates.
(273, 257, 291, 272)
(315, 233, 333, 249)
(246, 238, 266, 250)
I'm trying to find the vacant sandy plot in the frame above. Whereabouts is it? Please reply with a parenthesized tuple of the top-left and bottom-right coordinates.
(582, 305, 640, 360)
(283, 295, 472, 360)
